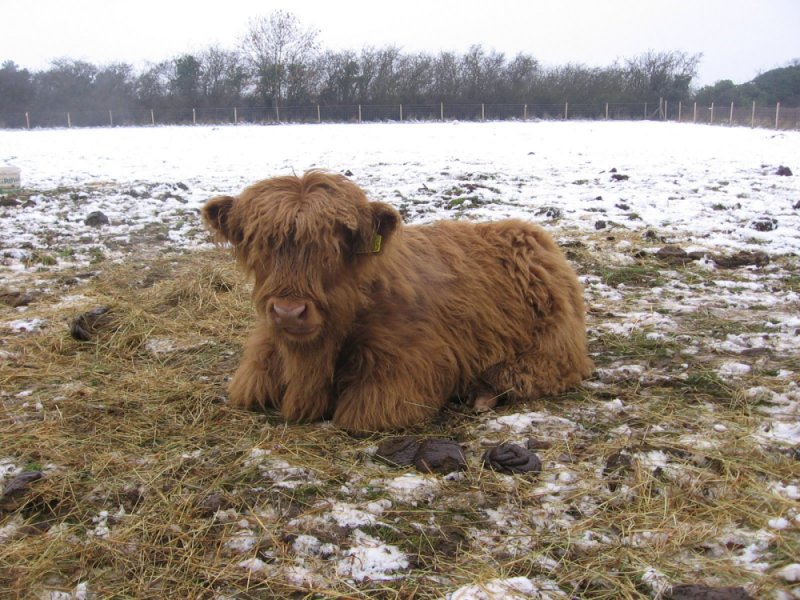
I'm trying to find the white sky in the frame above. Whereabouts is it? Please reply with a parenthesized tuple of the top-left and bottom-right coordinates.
(3, 0, 799, 87)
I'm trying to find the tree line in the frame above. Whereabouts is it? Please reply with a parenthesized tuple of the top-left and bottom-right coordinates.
(0, 10, 797, 122)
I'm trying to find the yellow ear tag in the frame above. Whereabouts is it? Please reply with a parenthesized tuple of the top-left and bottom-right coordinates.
(357, 234, 382, 254)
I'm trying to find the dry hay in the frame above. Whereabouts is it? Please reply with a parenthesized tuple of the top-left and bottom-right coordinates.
(1, 240, 798, 599)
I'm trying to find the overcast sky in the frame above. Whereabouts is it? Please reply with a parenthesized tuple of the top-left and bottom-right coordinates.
(3, 0, 799, 87)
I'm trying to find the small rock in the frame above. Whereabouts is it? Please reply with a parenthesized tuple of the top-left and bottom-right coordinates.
(712, 250, 770, 268)
(0, 471, 43, 510)
(615, 202, 630, 210)
(775, 165, 793, 176)
(749, 217, 778, 232)
(666, 584, 753, 600)
(611, 173, 629, 182)
(343, 169, 354, 177)
(656, 245, 691, 264)
(84, 211, 110, 227)
(535, 206, 562, 219)
(594, 220, 607, 230)
(793, 199, 800, 210)
(0, 290, 40, 308)
(482, 443, 542, 475)
(0, 196, 20, 207)
(70, 306, 112, 341)
(2, 471, 43, 498)
(526, 438, 552, 450)
(413, 439, 466, 474)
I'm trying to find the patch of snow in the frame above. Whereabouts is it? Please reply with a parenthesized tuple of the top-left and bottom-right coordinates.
(290, 500, 387, 529)
(755, 421, 800, 446)
(0, 515, 23, 543)
(448, 576, 567, 600)
(601, 398, 626, 413)
(0, 458, 22, 483)
(336, 530, 408, 582)
(89, 510, 111, 538)
(641, 567, 671, 598)
(767, 517, 791, 530)
(224, 528, 258, 554)
(237, 557, 269, 573)
(595, 364, 645, 383)
(717, 361, 752, 378)
(776, 563, 800, 582)
(712, 334, 769, 355)
(292, 534, 337, 558)
(483, 411, 579, 436)
(3, 317, 44, 332)
(382, 473, 440, 505)
(244, 448, 321, 489)
(770, 482, 800, 500)
(145, 337, 178, 354)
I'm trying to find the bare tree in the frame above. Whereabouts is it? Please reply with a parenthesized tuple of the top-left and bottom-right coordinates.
(622, 50, 701, 101)
(198, 46, 248, 107)
(240, 10, 319, 106)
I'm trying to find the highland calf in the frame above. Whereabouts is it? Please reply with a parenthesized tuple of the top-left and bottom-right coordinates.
(203, 171, 592, 432)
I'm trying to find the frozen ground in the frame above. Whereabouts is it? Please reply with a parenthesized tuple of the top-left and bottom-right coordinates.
(1, 121, 799, 598)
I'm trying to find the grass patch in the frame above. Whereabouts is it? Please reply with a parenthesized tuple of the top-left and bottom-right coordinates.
(595, 263, 665, 288)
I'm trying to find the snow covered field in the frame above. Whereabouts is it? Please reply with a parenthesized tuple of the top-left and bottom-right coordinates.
(1, 120, 799, 276)
(1, 121, 799, 598)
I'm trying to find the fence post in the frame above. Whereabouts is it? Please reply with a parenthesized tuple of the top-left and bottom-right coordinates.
(481, 103, 485, 121)
(729, 102, 734, 125)
(234, 107, 238, 124)
(192, 108, 196, 125)
(693, 102, 697, 123)
(643, 103, 647, 119)
(275, 104, 280, 123)
(678, 101, 682, 123)
(440, 102, 444, 121)
(710, 102, 714, 125)
(751, 101, 756, 128)
(605, 102, 609, 120)
(664, 99, 668, 120)
(25, 112, 30, 129)
(775, 102, 780, 129)
(151, 109, 155, 126)
(524, 103, 528, 120)
(317, 104, 321, 123)
(67, 112, 71, 128)
(109, 110, 113, 127)
(399, 104, 403, 122)
(564, 102, 569, 120)
(358, 104, 362, 123)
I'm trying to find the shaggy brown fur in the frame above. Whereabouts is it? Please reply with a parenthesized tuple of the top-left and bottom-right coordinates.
(203, 170, 592, 432)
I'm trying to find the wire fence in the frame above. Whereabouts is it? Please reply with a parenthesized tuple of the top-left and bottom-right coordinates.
(1, 100, 798, 130)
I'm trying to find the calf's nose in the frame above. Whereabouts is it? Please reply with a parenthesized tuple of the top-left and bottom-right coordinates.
(271, 299, 308, 325)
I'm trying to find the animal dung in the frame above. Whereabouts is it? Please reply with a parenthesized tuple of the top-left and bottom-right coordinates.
(376, 437, 466, 474)
(482, 443, 542, 475)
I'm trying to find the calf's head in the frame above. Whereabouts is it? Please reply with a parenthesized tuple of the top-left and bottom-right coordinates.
(203, 171, 400, 343)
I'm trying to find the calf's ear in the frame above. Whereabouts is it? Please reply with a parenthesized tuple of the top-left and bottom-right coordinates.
(371, 201, 401, 242)
(357, 202, 401, 254)
(203, 195, 239, 243)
